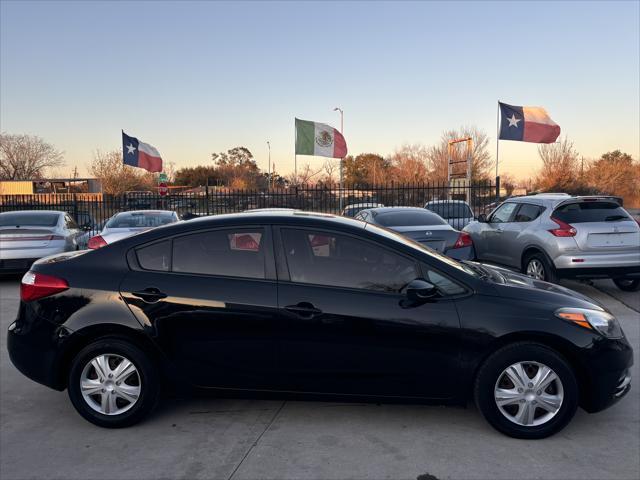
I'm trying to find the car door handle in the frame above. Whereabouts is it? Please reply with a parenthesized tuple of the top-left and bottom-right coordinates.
(284, 303, 322, 318)
(131, 288, 167, 303)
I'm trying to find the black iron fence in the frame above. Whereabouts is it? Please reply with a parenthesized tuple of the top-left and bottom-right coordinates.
(0, 181, 497, 228)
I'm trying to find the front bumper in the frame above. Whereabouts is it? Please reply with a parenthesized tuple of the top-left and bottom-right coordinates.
(579, 337, 634, 413)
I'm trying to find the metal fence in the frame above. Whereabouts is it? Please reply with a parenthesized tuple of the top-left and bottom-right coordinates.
(0, 181, 497, 228)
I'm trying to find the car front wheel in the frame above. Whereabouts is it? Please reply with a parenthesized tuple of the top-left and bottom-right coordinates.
(613, 278, 640, 292)
(68, 338, 159, 428)
(474, 342, 578, 439)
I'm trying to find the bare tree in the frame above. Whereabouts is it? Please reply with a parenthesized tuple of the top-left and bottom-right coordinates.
(287, 163, 323, 185)
(426, 127, 493, 182)
(320, 158, 340, 184)
(389, 144, 430, 183)
(0, 133, 64, 180)
(535, 137, 581, 192)
(89, 150, 155, 194)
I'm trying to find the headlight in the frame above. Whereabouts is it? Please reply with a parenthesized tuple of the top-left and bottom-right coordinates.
(555, 307, 623, 338)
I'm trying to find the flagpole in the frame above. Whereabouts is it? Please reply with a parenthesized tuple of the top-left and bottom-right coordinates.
(334, 107, 344, 211)
(496, 101, 500, 199)
(294, 119, 297, 185)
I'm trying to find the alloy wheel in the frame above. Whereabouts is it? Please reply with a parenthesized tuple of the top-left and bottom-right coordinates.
(494, 361, 564, 427)
(526, 259, 545, 280)
(80, 353, 141, 416)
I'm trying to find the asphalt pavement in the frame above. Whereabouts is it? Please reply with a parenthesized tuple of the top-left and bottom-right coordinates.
(0, 277, 638, 480)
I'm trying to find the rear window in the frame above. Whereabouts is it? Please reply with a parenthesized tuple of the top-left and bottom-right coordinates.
(426, 203, 473, 219)
(136, 240, 171, 272)
(106, 212, 176, 228)
(553, 202, 630, 223)
(0, 212, 59, 227)
(375, 211, 447, 227)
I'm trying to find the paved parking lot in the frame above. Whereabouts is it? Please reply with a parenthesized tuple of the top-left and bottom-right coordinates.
(1, 277, 638, 480)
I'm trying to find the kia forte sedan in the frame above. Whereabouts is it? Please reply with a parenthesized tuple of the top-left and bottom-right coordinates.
(7, 211, 632, 438)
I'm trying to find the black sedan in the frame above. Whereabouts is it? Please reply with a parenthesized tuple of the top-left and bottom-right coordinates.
(7, 211, 632, 438)
(354, 207, 475, 260)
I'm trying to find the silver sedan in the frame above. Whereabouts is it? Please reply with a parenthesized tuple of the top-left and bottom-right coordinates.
(0, 210, 83, 272)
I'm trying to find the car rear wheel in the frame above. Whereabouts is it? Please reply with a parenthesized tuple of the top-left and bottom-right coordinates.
(613, 278, 640, 292)
(474, 342, 578, 439)
(523, 252, 557, 283)
(68, 338, 159, 428)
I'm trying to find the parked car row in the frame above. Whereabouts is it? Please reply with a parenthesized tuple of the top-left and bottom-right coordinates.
(1, 209, 181, 273)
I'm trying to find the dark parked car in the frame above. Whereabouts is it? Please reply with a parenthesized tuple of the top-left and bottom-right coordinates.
(354, 207, 474, 260)
(8, 211, 632, 438)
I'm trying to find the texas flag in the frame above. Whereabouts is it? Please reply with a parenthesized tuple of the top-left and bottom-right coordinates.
(122, 131, 163, 173)
(499, 102, 561, 144)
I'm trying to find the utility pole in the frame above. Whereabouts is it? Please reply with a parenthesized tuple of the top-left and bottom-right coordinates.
(267, 141, 271, 189)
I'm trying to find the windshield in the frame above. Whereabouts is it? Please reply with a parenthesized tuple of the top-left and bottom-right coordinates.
(364, 222, 479, 278)
(375, 210, 447, 227)
(106, 211, 176, 229)
(0, 212, 59, 227)
(426, 203, 473, 219)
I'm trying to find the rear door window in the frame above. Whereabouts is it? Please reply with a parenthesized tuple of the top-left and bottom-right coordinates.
(553, 202, 631, 223)
(172, 228, 266, 279)
(514, 204, 543, 222)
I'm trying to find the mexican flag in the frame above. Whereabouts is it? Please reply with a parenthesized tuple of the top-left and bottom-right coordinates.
(295, 118, 348, 158)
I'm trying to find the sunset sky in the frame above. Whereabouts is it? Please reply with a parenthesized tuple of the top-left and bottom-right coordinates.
(1, 1, 638, 180)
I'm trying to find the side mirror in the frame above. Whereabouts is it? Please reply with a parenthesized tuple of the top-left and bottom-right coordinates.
(404, 279, 438, 303)
(477, 213, 487, 223)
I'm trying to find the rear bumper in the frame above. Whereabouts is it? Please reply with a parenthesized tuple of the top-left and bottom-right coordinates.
(445, 245, 475, 261)
(553, 251, 640, 270)
(0, 258, 39, 273)
(556, 265, 640, 280)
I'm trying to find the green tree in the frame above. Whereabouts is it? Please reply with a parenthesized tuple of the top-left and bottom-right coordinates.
(343, 153, 390, 185)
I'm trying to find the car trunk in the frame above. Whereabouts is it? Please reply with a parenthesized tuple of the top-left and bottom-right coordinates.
(573, 222, 640, 252)
(0, 227, 59, 250)
(389, 225, 457, 253)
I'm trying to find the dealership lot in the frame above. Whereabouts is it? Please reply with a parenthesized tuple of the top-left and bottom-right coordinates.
(1, 277, 638, 480)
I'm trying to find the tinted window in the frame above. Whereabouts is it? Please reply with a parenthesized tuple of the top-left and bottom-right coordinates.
(490, 203, 518, 223)
(106, 211, 176, 228)
(173, 229, 265, 279)
(514, 204, 543, 222)
(137, 240, 171, 271)
(553, 202, 630, 223)
(0, 212, 59, 227)
(426, 203, 473, 219)
(374, 211, 447, 227)
(281, 228, 417, 292)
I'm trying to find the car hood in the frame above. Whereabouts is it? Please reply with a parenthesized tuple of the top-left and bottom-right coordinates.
(479, 263, 604, 310)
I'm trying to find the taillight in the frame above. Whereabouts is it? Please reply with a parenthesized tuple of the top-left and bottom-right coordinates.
(453, 232, 473, 249)
(87, 235, 107, 249)
(549, 217, 577, 237)
(20, 271, 69, 302)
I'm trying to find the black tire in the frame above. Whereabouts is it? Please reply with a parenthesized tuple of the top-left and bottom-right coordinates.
(68, 338, 160, 428)
(522, 251, 557, 283)
(613, 278, 640, 292)
(474, 342, 578, 439)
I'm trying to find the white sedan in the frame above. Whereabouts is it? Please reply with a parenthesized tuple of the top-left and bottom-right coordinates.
(88, 210, 180, 249)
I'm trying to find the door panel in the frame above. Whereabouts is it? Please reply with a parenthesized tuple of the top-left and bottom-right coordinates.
(275, 227, 462, 399)
(120, 226, 281, 390)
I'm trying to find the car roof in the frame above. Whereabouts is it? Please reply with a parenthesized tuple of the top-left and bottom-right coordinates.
(114, 210, 176, 216)
(362, 207, 427, 214)
(425, 200, 470, 205)
(183, 210, 366, 228)
(343, 203, 383, 209)
(0, 210, 63, 215)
